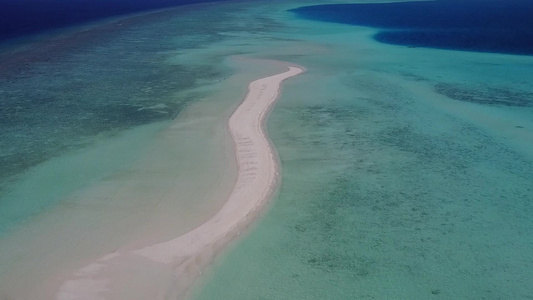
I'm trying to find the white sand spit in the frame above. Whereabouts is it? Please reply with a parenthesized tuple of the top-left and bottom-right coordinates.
(56, 63, 304, 300)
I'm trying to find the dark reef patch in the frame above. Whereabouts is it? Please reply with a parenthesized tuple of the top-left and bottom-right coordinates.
(435, 83, 533, 107)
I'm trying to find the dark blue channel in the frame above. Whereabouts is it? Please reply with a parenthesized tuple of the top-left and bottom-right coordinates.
(290, 0, 533, 56)
(0, 0, 228, 42)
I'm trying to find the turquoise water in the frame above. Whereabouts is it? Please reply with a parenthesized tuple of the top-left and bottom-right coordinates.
(0, 2, 291, 297)
(0, 2, 268, 236)
(1, 0, 532, 299)
(194, 1, 533, 299)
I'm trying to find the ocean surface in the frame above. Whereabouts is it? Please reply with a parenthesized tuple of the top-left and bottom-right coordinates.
(291, 0, 533, 56)
(1, 0, 532, 299)
(0, 0, 228, 42)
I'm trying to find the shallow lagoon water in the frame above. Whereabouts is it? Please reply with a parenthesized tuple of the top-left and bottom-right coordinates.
(0, 0, 532, 299)
(0, 2, 293, 297)
(0, 1, 281, 236)
(194, 1, 533, 299)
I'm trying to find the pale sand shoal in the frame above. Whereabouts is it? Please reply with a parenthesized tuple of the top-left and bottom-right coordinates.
(56, 63, 304, 299)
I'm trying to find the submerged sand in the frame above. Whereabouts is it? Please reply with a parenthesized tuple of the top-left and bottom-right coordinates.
(56, 62, 304, 299)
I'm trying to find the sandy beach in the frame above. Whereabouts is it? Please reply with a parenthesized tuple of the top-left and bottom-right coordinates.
(55, 62, 304, 299)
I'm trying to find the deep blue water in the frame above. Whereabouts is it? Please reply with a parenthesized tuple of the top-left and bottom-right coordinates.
(290, 0, 533, 56)
(0, 0, 227, 42)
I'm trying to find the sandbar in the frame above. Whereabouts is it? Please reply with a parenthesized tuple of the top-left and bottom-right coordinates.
(56, 62, 304, 299)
